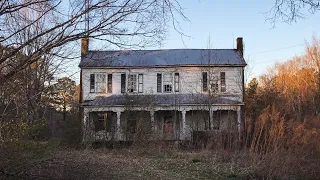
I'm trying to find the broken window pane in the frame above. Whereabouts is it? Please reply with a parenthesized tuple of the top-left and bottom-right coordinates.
(128, 74, 137, 93)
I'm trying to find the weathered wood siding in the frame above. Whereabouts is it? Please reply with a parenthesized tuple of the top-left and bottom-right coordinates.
(82, 66, 243, 102)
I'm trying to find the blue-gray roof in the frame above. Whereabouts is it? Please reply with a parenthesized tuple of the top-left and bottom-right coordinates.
(79, 49, 246, 67)
(82, 94, 242, 106)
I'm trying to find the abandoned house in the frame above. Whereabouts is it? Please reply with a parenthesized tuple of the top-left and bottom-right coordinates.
(79, 37, 247, 143)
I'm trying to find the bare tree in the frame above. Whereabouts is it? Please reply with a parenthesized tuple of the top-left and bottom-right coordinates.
(268, 0, 320, 25)
(0, 0, 187, 83)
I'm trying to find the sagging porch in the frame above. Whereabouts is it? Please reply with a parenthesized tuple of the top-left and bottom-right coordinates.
(82, 106, 242, 143)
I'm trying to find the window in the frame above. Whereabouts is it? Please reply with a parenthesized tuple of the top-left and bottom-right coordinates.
(127, 74, 137, 93)
(90, 74, 95, 93)
(121, 74, 126, 93)
(157, 73, 162, 92)
(163, 73, 172, 93)
(164, 84, 172, 92)
(96, 74, 106, 93)
(107, 74, 112, 93)
(174, 73, 179, 92)
(220, 72, 226, 92)
(138, 74, 143, 93)
(211, 79, 219, 93)
(202, 72, 208, 92)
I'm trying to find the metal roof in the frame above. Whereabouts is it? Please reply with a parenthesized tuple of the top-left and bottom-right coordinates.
(82, 94, 242, 106)
(79, 49, 246, 68)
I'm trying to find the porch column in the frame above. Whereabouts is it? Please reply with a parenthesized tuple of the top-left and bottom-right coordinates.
(209, 109, 214, 130)
(237, 106, 241, 133)
(82, 108, 91, 144)
(116, 111, 121, 141)
(181, 110, 186, 140)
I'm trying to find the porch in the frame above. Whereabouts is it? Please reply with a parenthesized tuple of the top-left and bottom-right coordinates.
(82, 106, 242, 143)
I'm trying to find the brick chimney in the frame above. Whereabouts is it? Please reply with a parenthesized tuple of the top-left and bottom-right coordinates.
(81, 38, 89, 56)
(236, 37, 243, 57)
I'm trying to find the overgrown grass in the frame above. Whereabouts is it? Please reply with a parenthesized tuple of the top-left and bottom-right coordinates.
(1, 139, 319, 179)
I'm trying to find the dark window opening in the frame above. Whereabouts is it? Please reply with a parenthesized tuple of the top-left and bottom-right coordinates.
(121, 74, 126, 93)
(220, 72, 226, 92)
(202, 72, 208, 92)
(164, 84, 172, 93)
(93, 112, 112, 132)
(127, 74, 137, 93)
(157, 73, 162, 92)
(90, 74, 95, 93)
(127, 119, 137, 134)
(107, 74, 112, 93)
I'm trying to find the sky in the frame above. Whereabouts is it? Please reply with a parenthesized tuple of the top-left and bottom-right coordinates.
(163, 0, 320, 81)
(69, 0, 320, 83)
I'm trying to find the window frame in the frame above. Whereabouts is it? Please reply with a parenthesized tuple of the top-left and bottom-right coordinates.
(157, 73, 162, 93)
(202, 72, 208, 92)
(127, 74, 138, 93)
(107, 74, 112, 93)
(90, 74, 95, 93)
(164, 84, 172, 93)
(121, 73, 126, 93)
(220, 72, 226, 92)
(95, 73, 107, 93)
(163, 72, 173, 93)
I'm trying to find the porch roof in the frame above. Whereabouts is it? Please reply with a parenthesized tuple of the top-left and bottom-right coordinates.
(82, 94, 242, 106)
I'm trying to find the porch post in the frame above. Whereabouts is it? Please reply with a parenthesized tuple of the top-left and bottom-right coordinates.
(82, 108, 91, 144)
(181, 110, 186, 140)
(237, 106, 241, 133)
(116, 111, 121, 141)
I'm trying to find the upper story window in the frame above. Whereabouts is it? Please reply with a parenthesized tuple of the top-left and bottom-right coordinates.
(202, 71, 226, 93)
(90, 73, 112, 93)
(220, 72, 226, 92)
(138, 74, 143, 93)
(121, 74, 126, 93)
(163, 73, 172, 93)
(174, 73, 179, 92)
(127, 74, 137, 93)
(202, 72, 208, 92)
(96, 74, 106, 93)
(90, 74, 95, 93)
(157, 73, 162, 92)
(210, 79, 219, 93)
(107, 74, 112, 93)
(124, 73, 143, 93)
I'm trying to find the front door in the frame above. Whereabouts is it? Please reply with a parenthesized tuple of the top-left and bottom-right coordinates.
(163, 116, 174, 140)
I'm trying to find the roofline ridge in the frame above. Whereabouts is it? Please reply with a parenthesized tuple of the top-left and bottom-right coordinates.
(88, 48, 237, 52)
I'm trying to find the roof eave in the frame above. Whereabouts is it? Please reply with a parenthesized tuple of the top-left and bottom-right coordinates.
(79, 64, 247, 69)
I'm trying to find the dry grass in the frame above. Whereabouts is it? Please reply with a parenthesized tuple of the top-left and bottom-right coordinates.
(1, 140, 319, 180)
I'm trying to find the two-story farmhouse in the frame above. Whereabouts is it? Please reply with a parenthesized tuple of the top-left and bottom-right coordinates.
(79, 38, 246, 143)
